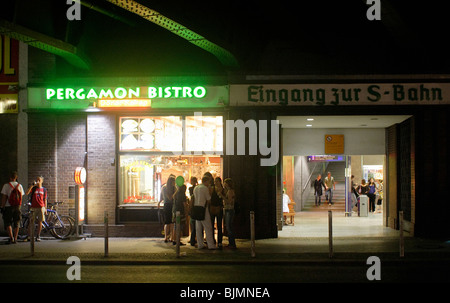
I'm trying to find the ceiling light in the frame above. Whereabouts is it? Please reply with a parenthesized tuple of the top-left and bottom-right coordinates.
(306, 124, 312, 127)
(307, 118, 314, 121)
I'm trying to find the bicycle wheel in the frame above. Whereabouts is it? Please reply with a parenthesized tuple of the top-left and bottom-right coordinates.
(67, 216, 76, 235)
(18, 216, 29, 239)
(50, 215, 73, 239)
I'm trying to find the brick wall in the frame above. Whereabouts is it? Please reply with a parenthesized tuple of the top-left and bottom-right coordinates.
(28, 113, 86, 215)
(86, 114, 116, 224)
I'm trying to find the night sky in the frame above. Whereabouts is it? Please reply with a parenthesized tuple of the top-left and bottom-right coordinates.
(2, 0, 450, 78)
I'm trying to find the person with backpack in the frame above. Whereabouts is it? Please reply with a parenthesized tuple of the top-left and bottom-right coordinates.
(25, 176, 48, 242)
(1, 171, 25, 244)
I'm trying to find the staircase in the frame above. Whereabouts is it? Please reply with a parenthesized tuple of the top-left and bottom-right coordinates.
(303, 161, 346, 212)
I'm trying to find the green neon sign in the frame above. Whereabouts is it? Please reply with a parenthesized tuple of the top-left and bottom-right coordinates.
(45, 86, 207, 101)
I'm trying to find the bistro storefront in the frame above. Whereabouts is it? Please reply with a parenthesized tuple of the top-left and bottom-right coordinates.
(26, 79, 228, 236)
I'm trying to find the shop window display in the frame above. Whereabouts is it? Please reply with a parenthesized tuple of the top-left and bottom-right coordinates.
(118, 115, 223, 207)
(119, 155, 222, 206)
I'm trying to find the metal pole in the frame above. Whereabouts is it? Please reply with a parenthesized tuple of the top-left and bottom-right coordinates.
(30, 214, 35, 256)
(399, 211, 404, 257)
(75, 185, 80, 237)
(250, 211, 256, 258)
(104, 211, 109, 257)
(176, 211, 181, 258)
(328, 210, 333, 258)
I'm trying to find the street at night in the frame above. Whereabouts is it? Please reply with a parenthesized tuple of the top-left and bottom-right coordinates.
(1, 1, 450, 293)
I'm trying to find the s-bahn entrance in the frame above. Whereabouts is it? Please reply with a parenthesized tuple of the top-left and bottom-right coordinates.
(277, 115, 411, 238)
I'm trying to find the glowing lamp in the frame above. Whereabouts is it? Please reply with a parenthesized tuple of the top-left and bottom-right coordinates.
(74, 167, 86, 185)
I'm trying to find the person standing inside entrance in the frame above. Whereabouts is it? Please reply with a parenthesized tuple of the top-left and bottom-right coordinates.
(351, 175, 359, 210)
(324, 172, 336, 206)
(313, 174, 326, 206)
(367, 178, 377, 213)
(1, 171, 25, 244)
(26, 176, 47, 242)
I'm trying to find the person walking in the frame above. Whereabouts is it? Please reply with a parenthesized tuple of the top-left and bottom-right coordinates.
(210, 177, 224, 249)
(26, 176, 47, 242)
(194, 176, 216, 250)
(1, 171, 25, 244)
(313, 174, 326, 206)
(220, 178, 236, 249)
(324, 172, 336, 206)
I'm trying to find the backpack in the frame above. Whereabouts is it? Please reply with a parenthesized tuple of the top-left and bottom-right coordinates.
(8, 182, 22, 206)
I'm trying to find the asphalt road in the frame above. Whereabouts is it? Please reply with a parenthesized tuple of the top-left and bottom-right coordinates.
(1, 261, 449, 284)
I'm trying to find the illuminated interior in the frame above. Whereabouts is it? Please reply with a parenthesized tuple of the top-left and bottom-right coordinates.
(118, 115, 223, 206)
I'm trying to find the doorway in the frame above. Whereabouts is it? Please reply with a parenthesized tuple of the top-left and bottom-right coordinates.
(277, 115, 411, 238)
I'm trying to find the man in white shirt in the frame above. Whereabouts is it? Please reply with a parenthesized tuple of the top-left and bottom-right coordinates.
(194, 176, 216, 249)
(1, 171, 25, 244)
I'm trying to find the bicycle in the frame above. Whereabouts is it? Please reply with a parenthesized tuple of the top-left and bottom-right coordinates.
(19, 201, 75, 240)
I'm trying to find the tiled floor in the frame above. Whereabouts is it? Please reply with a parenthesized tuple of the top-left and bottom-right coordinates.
(279, 211, 406, 238)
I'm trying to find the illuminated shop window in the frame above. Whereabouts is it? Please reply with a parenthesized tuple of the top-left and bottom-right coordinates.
(118, 115, 223, 206)
(185, 115, 223, 152)
(120, 116, 182, 152)
(119, 155, 222, 205)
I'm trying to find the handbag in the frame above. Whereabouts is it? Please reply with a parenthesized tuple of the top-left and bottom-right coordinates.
(191, 205, 206, 221)
(209, 205, 221, 216)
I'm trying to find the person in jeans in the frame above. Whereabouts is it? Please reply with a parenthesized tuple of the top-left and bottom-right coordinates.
(220, 178, 236, 249)
(367, 178, 377, 213)
(313, 174, 326, 206)
(188, 176, 198, 246)
(324, 172, 335, 205)
(1, 171, 25, 244)
(194, 176, 216, 250)
(26, 176, 47, 242)
(210, 177, 224, 249)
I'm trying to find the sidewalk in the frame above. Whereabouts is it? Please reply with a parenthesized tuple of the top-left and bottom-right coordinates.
(1, 235, 449, 264)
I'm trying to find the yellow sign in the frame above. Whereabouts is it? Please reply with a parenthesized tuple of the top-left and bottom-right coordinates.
(325, 135, 344, 154)
(0, 94, 18, 113)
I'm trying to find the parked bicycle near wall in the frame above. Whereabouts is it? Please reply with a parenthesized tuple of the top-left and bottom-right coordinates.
(19, 201, 75, 240)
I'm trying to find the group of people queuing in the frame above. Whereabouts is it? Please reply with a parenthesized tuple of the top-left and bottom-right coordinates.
(313, 171, 336, 206)
(1, 171, 48, 244)
(159, 172, 237, 250)
(351, 176, 383, 213)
